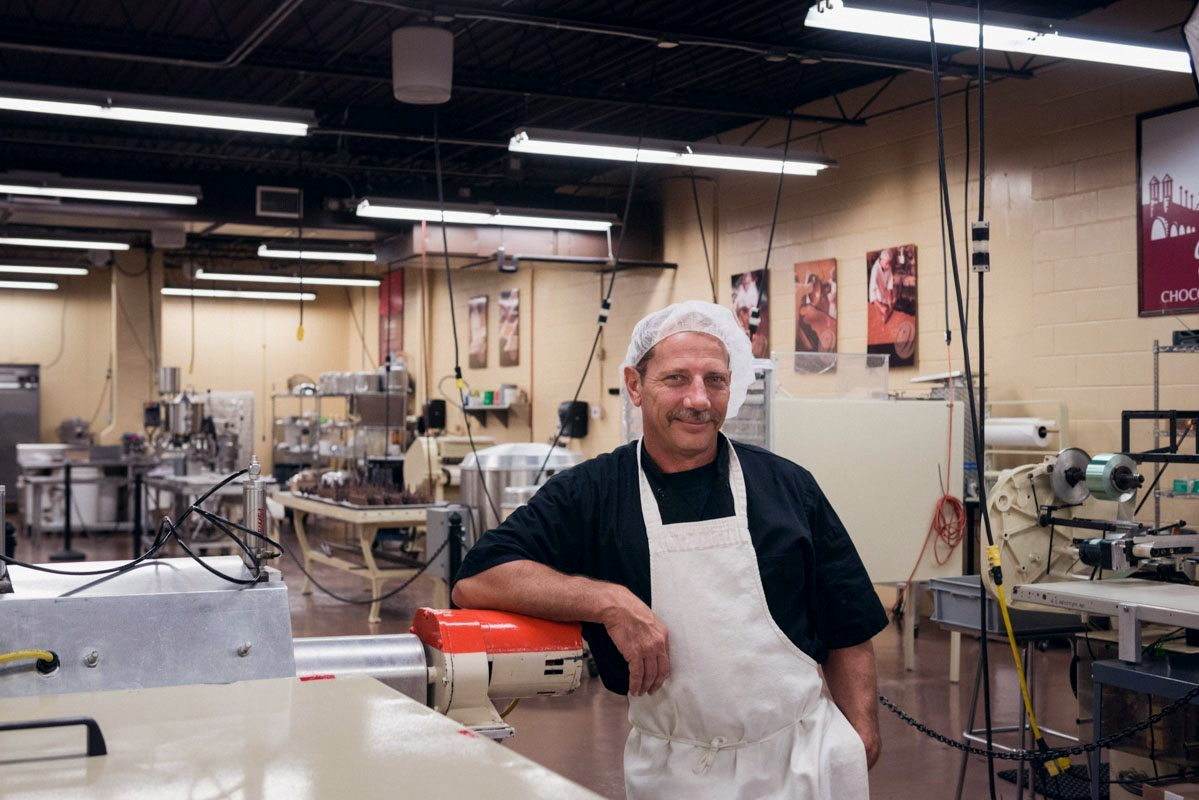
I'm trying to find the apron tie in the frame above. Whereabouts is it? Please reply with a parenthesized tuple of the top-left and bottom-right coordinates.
(693, 736, 737, 775)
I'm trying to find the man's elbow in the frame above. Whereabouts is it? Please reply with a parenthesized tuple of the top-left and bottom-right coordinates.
(450, 577, 478, 608)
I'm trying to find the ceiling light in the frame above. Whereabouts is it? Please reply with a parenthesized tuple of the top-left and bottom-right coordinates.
(509, 128, 834, 176)
(804, 0, 1192, 73)
(0, 263, 88, 276)
(195, 269, 379, 287)
(0, 80, 314, 136)
(0, 175, 201, 205)
(0, 236, 129, 250)
(356, 198, 617, 231)
(257, 244, 376, 262)
(0, 280, 58, 291)
(162, 288, 316, 302)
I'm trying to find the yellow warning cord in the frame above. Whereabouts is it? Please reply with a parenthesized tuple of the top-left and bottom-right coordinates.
(0, 649, 56, 667)
(987, 545, 1071, 776)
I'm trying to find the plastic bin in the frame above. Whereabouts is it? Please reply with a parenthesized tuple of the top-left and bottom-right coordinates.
(929, 575, 1084, 636)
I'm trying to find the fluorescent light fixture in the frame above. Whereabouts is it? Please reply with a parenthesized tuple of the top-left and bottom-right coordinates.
(804, 0, 1193, 73)
(195, 269, 379, 287)
(0, 280, 58, 291)
(0, 263, 88, 276)
(509, 128, 835, 176)
(356, 198, 617, 231)
(162, 287, 316, 302)
(256, 244, 376, 262)
(0, 175, 201, 205)
(0, 80, 314, 136)
(0, 236, 129, 250)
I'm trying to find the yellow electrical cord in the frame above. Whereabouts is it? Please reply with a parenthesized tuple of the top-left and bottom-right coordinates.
(987, 545, 1071, 776)
(0, 649, 56, 667)
(499, 698, 520, 719)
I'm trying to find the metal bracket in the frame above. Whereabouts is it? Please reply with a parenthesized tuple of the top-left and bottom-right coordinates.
(1118, 603, 1143, 663)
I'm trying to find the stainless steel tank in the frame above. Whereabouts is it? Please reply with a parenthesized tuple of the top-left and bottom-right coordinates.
(460, 443, 582, 533)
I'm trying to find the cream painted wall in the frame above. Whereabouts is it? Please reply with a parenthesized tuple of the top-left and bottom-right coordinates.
(0, 249, 161, 445)
(658, 60, 1199, 524)
(0, 265, 111, 443)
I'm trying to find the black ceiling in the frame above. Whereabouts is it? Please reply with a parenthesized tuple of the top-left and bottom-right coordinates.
(0, 0, 1166, 242)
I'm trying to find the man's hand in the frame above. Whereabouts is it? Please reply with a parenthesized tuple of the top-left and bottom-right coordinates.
(453, 561, 671, 696)
(600, 590, 670, 696)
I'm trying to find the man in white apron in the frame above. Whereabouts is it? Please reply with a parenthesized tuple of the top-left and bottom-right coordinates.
(455, 301, 885, 799)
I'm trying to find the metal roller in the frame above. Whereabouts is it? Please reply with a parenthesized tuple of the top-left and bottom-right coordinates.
(1050, 447, 1091, 504)
(1085, 453, 1141, 503)
(293, 634, 429, 703)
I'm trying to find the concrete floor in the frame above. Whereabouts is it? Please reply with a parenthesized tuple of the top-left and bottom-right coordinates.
(11, 512, 1088, 800)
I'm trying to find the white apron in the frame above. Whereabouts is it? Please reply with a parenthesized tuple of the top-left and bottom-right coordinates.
(624, 439, 869, 800)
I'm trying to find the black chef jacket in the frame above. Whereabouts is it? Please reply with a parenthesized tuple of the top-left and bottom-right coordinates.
(455, 435, 888, 695)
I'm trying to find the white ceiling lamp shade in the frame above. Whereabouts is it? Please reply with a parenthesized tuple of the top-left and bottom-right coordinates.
(0, 80, 315, 135)
(804, 0, 1193, 74)
(195, 269, 380, 287)
(392, 27, 454, 105)
(0, 280, 58, 291)
(0, 263, 88, 276)
(162, 287, 317, 302)
(356, 198, 616, 232)
(0, 174, 201, 205)
(0, 235, 129, 250)
(256, 244, 377, 262)
(509, 128, 835, 176)
(1185, 3, 1199, 91)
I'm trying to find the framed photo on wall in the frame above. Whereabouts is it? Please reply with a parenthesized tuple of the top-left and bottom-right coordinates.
(866, 244, 917, 368)
(794, 258, 838, 354)
(468, 295, 488, 369)
(499, 288, 520, 366)
(378, 269, 403, 362)
(1138, 101, 1199, 316)
(731, 269, 769, 358)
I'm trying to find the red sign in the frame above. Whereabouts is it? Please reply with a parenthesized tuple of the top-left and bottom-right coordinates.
(1138, 102, 1199, 316)
(379, 269, 403, 359)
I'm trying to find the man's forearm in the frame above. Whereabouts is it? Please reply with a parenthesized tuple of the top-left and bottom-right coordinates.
(823, 640, 881, 768)
(452, 560, 625, 624)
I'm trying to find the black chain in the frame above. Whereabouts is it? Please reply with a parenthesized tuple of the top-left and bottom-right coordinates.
(880, 685, 1199, 761)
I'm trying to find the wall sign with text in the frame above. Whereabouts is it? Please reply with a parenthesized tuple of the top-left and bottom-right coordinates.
(1138, 102, 1199, 316)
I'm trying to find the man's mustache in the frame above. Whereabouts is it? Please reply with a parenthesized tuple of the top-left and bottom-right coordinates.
(668, 410, 713, 424)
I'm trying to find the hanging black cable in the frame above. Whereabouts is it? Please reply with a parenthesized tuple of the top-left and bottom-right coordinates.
(923, 3, 998, 796)
(690, 173, 718, 303)
(431, 109, 502, 527)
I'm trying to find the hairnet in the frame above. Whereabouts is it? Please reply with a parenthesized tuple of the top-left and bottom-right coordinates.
(623, 300, 756, 419)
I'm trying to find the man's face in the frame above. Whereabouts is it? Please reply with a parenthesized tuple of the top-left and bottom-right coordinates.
(880, 249, 894, 271)
(624, 331, 731, 468)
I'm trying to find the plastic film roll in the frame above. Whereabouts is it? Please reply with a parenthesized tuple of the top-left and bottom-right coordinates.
(983, 422, 1050, 448)
(1085, 453, 1139, 503)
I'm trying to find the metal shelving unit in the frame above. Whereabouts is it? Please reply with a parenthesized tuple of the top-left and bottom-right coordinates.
(1151, 340, 1199, 528)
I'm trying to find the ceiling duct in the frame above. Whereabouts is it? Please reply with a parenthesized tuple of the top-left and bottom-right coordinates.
(392, 27, 454, 105)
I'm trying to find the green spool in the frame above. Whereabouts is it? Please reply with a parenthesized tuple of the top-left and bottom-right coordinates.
(1085, 453, 1138, 503)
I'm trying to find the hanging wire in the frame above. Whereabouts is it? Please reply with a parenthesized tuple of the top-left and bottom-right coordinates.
(689, 172, 718, 303)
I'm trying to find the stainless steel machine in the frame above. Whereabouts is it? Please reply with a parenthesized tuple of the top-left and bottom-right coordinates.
(0, 464, 584, 734)
(459, 442, 582, 533)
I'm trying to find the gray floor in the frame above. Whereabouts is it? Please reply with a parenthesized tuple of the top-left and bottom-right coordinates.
(12, 515, 1084, 800)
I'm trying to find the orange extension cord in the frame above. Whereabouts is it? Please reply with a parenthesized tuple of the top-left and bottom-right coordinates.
(892, 344, 967, 620)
